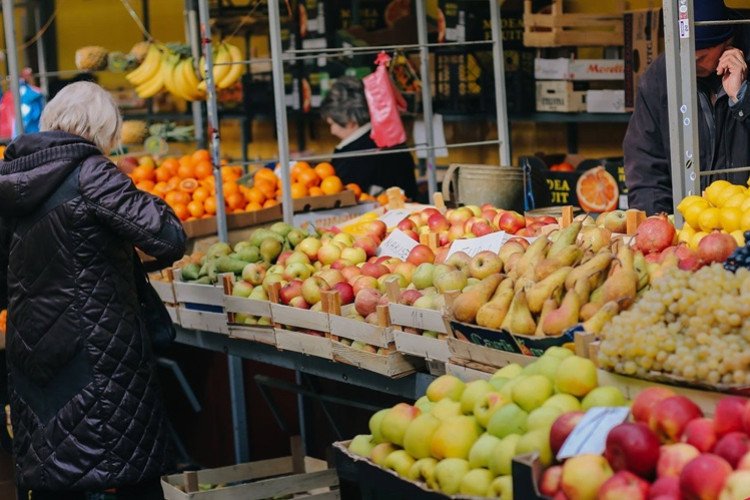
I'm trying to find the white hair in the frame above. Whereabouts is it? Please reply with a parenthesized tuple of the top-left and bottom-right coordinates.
(40, 81, 122, 155)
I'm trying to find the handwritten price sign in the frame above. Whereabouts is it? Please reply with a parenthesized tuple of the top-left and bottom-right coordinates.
(446, 231, 511, 259)
(378, 229, 419, 260)
(379, 209, 413, 228)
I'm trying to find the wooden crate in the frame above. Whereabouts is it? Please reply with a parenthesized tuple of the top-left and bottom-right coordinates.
(447, 337, 536, 369)
(172, 269, 226, 307)
(228, 325, 276, 345)
(523, 0, 624, 47)
(271, 304, 331, 333)
(173, 268, 228, 334)
(387, 303, 451, 334)
(331, 341, 423, 378)
(222, 276, 275, 344)
(393, 330, 451, 363)
(162, 438, 339, 500)
(275, 328, 334, 360)
(445, 359, 496, 382)
(178, 307, 229, 334)
(325, 299, 394, 348)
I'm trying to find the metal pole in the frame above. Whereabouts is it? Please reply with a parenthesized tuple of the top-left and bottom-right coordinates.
(415, 0, 437, 199)
(3, 0, 23, 135)
(184, 0, 206, 148)
(34, 6, 48, 100)
(489, 0, 511, 166)
(269, 0, 294, 225)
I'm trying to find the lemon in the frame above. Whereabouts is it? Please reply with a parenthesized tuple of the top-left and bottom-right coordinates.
(689, 231, 708, 251)
(720, 207, 743, 233)
(704, 180, 732, 206)
(741, 211, 750, 232)
(678, 224, 696, 244)
(715, 185, 747, 207)
(683, 203, 707, 229)
(731, 230, 745, 246)
(698, 207, 722, 232)
(723, 192, 747, 209)
(677, 195, 708, 214)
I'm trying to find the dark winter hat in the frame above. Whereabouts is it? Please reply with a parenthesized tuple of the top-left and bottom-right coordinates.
(694, 0, 733, 50)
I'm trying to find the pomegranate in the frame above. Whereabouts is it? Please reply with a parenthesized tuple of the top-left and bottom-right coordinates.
(698, 231, 737, 264)
(634, 214, 676, 254)
(674, 244, 702, 271)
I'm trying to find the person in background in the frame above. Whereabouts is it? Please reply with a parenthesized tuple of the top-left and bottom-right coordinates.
(0, 81, 186, 499)
(321, 75, 419, 200)
(623, 0, 750, 215)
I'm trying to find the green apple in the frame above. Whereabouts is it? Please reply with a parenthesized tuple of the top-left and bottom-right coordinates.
(414, 395, 435, 413)
(516, 428, 553, 466)
(434, 458, 471, 495)
(489, 377, 510, 392)
(511, 374, 553, 412)
(384, 449, 416, 478)
(544, 346, 574, 360)
(348, 434, 377, 457)
(407, 457, 438, 485)
(369, 409, 389, 443)
(533, 356, 562, 384)
(460, 379, 495, 414)
(492, 363, 523, 379)
(489, 434, 521, 476)
(422, 330, 439, 339)
(527, 406, 563, 432)
(543, 393, 582, 413)
(487, 403, 528, 439)
(499, 375, 527, 400)
(460, 468, 495, 496)
(370, 442, 398, 467)
(426, 374, 466, 402)
(487, 474, 513, 499)
(468, 433, 502, 469)
(555, 356, 598, 397)
(474, 392, 511, 429)
(403, 413, 442, 459)
(581, 386, 627, 410)
(412, 263, 436, 290)
(430, 415, 481, 460)
(380, 403, 421, 446)
(431, 398, 462, 420)
(522, 361, 540, 376)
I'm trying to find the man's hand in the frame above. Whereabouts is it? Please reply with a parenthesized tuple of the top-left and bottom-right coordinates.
(718, 47, 748, 103)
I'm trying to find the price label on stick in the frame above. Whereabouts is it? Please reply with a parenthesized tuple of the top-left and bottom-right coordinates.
(446, 231, 510, 259)
(379, 209, 413, 228)
(557, 407, 631, 460)
(378, 229, 418, 260)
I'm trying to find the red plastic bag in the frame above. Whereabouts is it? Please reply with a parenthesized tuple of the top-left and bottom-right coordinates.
(0, 92, 14, 140)
(363, 52, 407, 148)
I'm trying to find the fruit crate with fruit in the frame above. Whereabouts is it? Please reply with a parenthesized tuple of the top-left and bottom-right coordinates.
(172, 268, 229, 334)
(293, 189, 358, 214)
(222, 276, 275, 346)
(523, 0, 624, 47)
(147, 268, 180, 325)
(161, 437, 339, 500)
(182, 204, 283, 239)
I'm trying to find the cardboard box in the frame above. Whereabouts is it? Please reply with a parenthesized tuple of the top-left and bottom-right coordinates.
(624, 8, 663, 110)
(535, 81, 586, 112)
(534, 58, 624, 81)
(586, 89, 626, 113)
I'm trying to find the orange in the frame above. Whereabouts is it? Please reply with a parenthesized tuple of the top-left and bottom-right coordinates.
(263, 199, 279, 208)
(377, 193, 389, 206)
(165, 190, 191, 206)
(153, 181, 171, 198)
(575, 166, 619, 213)
(172, 203, 189, 221)
(360, 193, 375, 201)
(192, 149, 211, 164)
(204, 196, 217, 214)
(132, 165, 155, 183)
(254, 168, 277, 184)
(167, 176, 181, 191)
(179, 178, 199, 193)
(245, 187, 266, 205)
(291, 182, 309, 199)
(136, 180, 155, 192)
(298, 169, 320, 188)
(291, 161, 312, 182)
(161, 158, 180, 174)
(221, 167, 241, 182)
(192, 186, 210, 203)
(309, 186, 324, 196)
(314, 162, 335, 179)
(222, 181, 240, 198)
(178, 154, 194, 168)
(187, 200, 205, 218)
(245, 201, 263, 212)
(256, 179, 277, 199)
(346, 183, 362, 197)
(226, 192, 246, 210)
(194, 160, 213, 180)
(177, 163, 196, 179)
(154, 166, 173, 183)
(320, 175, 343, 195)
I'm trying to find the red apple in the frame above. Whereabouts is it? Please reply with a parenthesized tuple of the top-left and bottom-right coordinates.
(649, 396, 703, 443)
(341, 265, 362, 282)
(598, 470, 650, 500)
(419, 207, 441, 225)
(407, 244, 435, 266)
(355, 287, 383, 317)
(445, 251, 472, 275)
(333, 282, 354, 305)
(354, 236, 379, 257)
(352, 275, 378, 296)
(398, 289, 422, 306)
(498, 210, 525, 234)
(288, 295, 309, 309)
(539, 465, 563, 496)
(649, 477, 680, 500)
(657, 443, 700, 478)
(116, 156, 139, 174)
(715, 397, 748, 438)
(679, 454, 732, 500)
(482, 208, 498, 221)
(318, 269, 345, 287)
(407, 214, 422, 227)
(277, 251, 294, 266)
(448, 224, 465, 242)
(605, 422, 661, 479)
(433, 246, 450, 265)
(713, 431, 750, 468)
(550, 411, 585, 456)
(507, 236, 530, 249)
(427, 213, 449, 232)
(522, 222, 545, 237)
(463, 216, 484, 234)
(536, 215, 558, 226)
(361, 262, 390, 278)
(397, 218, 417, 232)
(447, 207, 473, 226)
(471, 219, 495, 237)
(468, 251, 503, 279)
(279, 279, 303, 305)
(481, 203, 495, 212)
(402, 229, 419, 242)
(363, 220, 387, 240)
(633, 387, 677, 424)
(331, 259, 350, 270)
(682, 418, 717, 453)
(393, 262, 416, 283)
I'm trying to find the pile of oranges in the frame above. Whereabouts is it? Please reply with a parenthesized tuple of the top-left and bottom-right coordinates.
(129, 150, 371, 222)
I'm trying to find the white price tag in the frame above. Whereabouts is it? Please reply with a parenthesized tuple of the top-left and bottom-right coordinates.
(446, 231, 510, 259)
(379, 209, 413, 228)
(378, 229, 419, 260)
(557, 407, 631, 460)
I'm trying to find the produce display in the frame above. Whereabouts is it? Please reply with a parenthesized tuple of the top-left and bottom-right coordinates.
(677, 179, 750, 250)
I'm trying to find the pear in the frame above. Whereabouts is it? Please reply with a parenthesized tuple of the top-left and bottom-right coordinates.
(534, 245, 583, 281)
(547, 221, 582, 258)
(564, 250, 613, 290)
(542, 289, 580, 336)
(492, 277, 515, 298)
(249, 228, 283, 248)
(599, 245, 639, 309)
(573, 276, 592, 306)
(633, 250, 650, 290)
(451, 274, 504, 324)
(260, 238, 282, 262)
(580, 301, 602, 321)
(526, 266, 573, 314)
(535, 298, 558, 337)
(206, 242, 232, 258)
(237, 245, 261, 263)
(500, 290, 536, 336)
(287, 228, 306, 247)
(476, 288, 514, 329)
(582, 301, 620, 334)
(510, 237, 549, 279)
(269, 221, 293, 237)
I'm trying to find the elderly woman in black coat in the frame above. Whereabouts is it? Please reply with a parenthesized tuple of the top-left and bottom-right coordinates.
(0, 81, 186, 499)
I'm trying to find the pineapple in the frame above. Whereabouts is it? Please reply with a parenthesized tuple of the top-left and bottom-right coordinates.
(129, 41, 150, 64)
(75, 46, 109, 71)
(120, 120, 149, 145)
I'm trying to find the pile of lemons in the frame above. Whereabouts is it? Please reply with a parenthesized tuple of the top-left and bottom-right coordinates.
(677, 179, 750, 249)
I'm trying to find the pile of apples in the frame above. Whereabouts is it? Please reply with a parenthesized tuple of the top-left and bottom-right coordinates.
(347, 351, 628, 498)
(540, 388, 750, 500)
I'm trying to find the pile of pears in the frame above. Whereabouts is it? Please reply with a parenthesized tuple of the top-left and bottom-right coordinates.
(348, 350, 628, 498)
(451, 222, 650, 337)
(179, 222, 309, 284)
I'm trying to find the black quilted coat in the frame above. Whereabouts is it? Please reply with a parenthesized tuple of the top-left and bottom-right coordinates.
(0, 131, 187, 490)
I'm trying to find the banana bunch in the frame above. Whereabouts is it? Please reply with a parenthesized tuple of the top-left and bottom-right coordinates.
(162, 52, 206, 102)
(198, 42, 244, 91)
(125, 44, 164, 98)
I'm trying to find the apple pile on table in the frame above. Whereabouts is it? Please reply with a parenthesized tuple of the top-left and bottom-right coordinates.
(347, 351, 629, 499)
(540, 386, 750, 500)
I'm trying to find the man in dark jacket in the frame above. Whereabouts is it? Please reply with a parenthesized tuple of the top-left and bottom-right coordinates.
(623, 0, 750, 215)
(0, 82, 186, 499)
